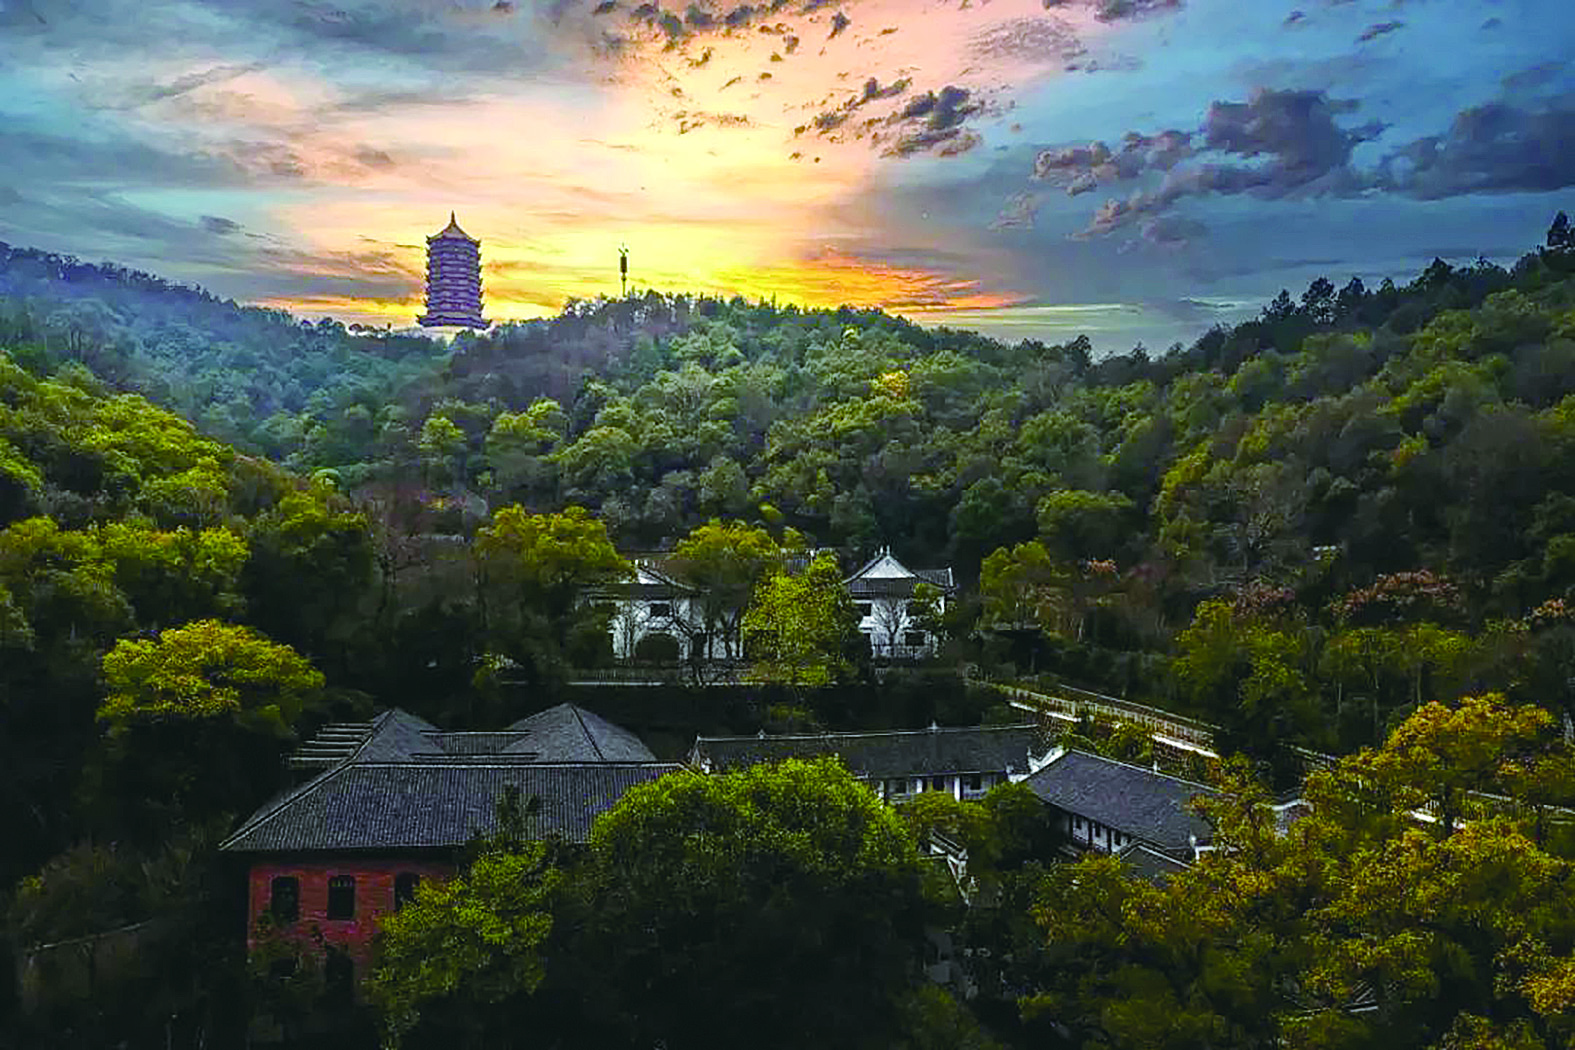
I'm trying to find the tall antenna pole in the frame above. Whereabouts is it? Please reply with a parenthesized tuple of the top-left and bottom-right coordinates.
(619, 243, 629, 298)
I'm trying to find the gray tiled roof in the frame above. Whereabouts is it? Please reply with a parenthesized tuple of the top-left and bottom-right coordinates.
(690, 724, 1052, 780)
(221, 763, 681, 852)
(505, 704, 658, 762)
(1116, 842, 1192, 885)
(221, 704, 666, 854)
(1025, 750, 1216, 851)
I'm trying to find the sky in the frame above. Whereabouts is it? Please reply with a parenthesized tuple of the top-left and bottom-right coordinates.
(1, 0, 1573, 353)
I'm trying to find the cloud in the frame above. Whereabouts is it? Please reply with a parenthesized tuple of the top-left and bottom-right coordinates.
(969, 16, 1085, 64)
(807, 76, 911, 135)
(881, 85, 987, 158)
(1038, 88, 1381, 236)
(1357, 20, 1402, 43)
(137, 62, 268, 106)
(200, 215, 242, 235)
(1501, 60, 1567, 95)
(354, 145, 396, 168)
(1040, 0, 1182, 23)
(989, 192, 1040, 230)
(1379, 97, 1575, 199)
(0, 186, 24, 207)
(1040, 82, 1575, 245)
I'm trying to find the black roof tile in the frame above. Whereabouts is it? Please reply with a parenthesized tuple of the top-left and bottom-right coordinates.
(691, 724, 1051, 780)
(1025, 750, 1216, 851)
(221, 704, 664, 854)
(221, 763, 681, 852)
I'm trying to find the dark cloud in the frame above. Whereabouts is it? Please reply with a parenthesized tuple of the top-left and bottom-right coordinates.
(1043, 86, 1575, 244)
(1034, 130, 1194, 188)
(1042, 89, 1380, 237)
(200, 215, 242, 235)
(1284, 10, 1305, 25)
(808, 76, 911, 135)
(879, 85, 988, 158)
(1379, 97, 1575, 199)
(1357, 20, 1402, 42)
(0, 187, 24, 207)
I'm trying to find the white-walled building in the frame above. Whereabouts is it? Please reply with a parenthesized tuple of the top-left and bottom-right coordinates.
(1021, 748, 1218, 862)
(689, 723, 1055, 802)
(844, 548, 955, 659)
(603, 563, 703, 662)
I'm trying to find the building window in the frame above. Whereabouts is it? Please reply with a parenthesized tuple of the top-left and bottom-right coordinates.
(966, 774, 982, 792)
(394, 872, 420, 910)
(648, 603, 672, 619)
(930, 775, 945, 791)
(268, 957, 298, 981)
(903, 631, 926, 647)
(269, 876, 299, 923)
(1074, 817, 1083, 831)
(327, 875, 356, 920)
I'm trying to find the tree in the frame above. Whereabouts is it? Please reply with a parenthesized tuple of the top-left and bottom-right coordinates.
(95, 619, 324, 830)
(473, 504, 629, 683)
(1018, 702, 1575, 1050)
(1346, 693, 1552, 835)
(1546, 211, 1574, 257)
(668, 518, 785, 665)
(575, 757, 929, 1050)
(742, 551, 860, 688)
(99, 618, 322, 732)
(369, 840, 559, 1048)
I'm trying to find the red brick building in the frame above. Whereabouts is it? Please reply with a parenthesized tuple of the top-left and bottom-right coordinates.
(221, 704, 678, 989)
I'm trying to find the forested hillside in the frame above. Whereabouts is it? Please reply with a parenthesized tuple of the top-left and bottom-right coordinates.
(5, 216, 1575, 1048)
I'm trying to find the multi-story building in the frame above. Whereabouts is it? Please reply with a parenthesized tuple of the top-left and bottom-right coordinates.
(417, 212, 487, 329)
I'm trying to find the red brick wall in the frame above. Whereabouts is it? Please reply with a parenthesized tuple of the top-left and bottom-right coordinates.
(246, 857, 455, 975)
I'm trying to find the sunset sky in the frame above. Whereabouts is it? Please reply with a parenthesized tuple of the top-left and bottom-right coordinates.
(2, 0, 1573, 352)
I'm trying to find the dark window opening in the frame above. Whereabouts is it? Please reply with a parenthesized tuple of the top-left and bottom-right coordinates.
(903, 631, 927, 646)
(327, 875, 356, 920)
(854, 603, 872, 617)
(324, 951, 355, 1006)
(269, 876, 299, 923)
(966, 774, 982, 791)
(930, 775, 945, 791)
(648, 603, 672, 619)
(395, 872, 420, 910)
(268, 957, 298, 981)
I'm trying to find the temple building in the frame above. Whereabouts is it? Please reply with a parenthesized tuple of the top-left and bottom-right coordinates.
(418, 212, 487, 329)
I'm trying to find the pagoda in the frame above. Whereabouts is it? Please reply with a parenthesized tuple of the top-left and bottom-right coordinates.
(418, 212, 487, 329)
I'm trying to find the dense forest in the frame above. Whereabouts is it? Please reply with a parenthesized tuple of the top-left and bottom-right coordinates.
(4, 214, 1575, 1047)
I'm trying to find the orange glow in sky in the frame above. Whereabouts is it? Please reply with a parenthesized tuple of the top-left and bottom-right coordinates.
(238, 0, 1106, 326)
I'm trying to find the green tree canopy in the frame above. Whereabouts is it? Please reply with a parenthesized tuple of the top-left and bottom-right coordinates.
(577, 757, 930, 1050)
(98, 618, 323, 734)
(742, 550, 860, 688)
